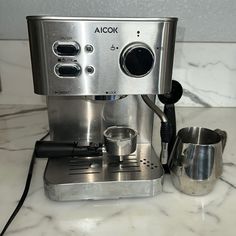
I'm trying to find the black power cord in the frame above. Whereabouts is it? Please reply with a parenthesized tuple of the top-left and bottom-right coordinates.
(0, 132, 49, 236)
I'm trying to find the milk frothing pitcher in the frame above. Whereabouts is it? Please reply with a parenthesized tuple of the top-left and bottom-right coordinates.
(168, 127, 227, 195)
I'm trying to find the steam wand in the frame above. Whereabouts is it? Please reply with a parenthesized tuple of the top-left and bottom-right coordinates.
(158, 80, 183, 172)
(141, 95, 171, 165)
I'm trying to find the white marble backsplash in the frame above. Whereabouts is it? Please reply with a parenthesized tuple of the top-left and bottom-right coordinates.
(0, 41, 45, 105)
(0, 40, 236, 107)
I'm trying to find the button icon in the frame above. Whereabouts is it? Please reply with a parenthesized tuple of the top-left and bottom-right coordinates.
(110, 45, 116, 51)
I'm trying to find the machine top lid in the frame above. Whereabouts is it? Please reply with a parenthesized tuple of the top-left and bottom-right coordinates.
(26, 16, 178, 22)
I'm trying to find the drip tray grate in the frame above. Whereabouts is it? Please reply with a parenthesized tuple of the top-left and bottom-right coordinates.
(44, 144, 164, 200)
(68, 157, 102, 175)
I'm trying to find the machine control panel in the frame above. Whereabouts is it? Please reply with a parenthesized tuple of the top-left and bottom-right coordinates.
(52, 41, 155, 79)
(27, 17, 177, 95)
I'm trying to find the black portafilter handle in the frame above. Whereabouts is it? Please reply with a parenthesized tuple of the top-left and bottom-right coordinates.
(34, 141, 103, 158)
(158, 80, 183, 173)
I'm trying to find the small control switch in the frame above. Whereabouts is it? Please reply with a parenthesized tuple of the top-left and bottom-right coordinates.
(54, 42, 80, 56)
(56, 64, 81, 77)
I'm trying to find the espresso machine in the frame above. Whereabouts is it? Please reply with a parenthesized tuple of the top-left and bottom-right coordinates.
(27, 16, 178, 201)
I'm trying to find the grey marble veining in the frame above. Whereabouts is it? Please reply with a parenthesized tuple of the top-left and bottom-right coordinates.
(174, 43, 236, 107)
(0, 105, 236, 236)
(182, 89, 211, 107)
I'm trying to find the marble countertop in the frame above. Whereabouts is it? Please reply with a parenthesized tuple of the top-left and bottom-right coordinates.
(0, 105, 236, 236)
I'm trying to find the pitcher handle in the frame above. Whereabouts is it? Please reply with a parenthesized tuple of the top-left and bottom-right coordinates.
(214, 129, 227, 152)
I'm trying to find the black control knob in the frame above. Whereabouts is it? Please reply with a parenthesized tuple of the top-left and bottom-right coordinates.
(120, 43, 154, 77)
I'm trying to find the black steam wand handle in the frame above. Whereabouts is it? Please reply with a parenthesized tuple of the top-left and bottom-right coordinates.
(158, 80, 183, 173)
(164, 104, 176, 155)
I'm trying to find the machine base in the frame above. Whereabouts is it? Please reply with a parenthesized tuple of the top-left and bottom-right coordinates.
(44, 144, 164, 201)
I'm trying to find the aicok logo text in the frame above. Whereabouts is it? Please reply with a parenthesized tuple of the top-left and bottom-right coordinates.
(94, 27, 118, 33)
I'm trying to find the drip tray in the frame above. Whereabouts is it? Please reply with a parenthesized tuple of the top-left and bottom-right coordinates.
(44, 144, 164, 201)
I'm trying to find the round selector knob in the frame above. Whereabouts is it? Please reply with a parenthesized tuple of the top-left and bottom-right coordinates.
(120, 43, 154, 77)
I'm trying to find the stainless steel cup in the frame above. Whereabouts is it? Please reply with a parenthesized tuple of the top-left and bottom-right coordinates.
(168, 127, 227, 195)
(104, 126, 137, 157)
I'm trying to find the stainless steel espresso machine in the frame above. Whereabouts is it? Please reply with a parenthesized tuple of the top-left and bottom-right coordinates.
(27, 16, 178, 201)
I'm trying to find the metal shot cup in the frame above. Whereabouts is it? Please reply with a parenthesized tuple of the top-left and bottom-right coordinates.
(168, 127, 227, 196)
(103, 126, 137, 158)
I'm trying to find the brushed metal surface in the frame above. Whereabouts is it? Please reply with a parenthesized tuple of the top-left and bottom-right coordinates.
(47, 95, 155, 144)
(44, 144, 164, 201)
(27, 17, 177, 95)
